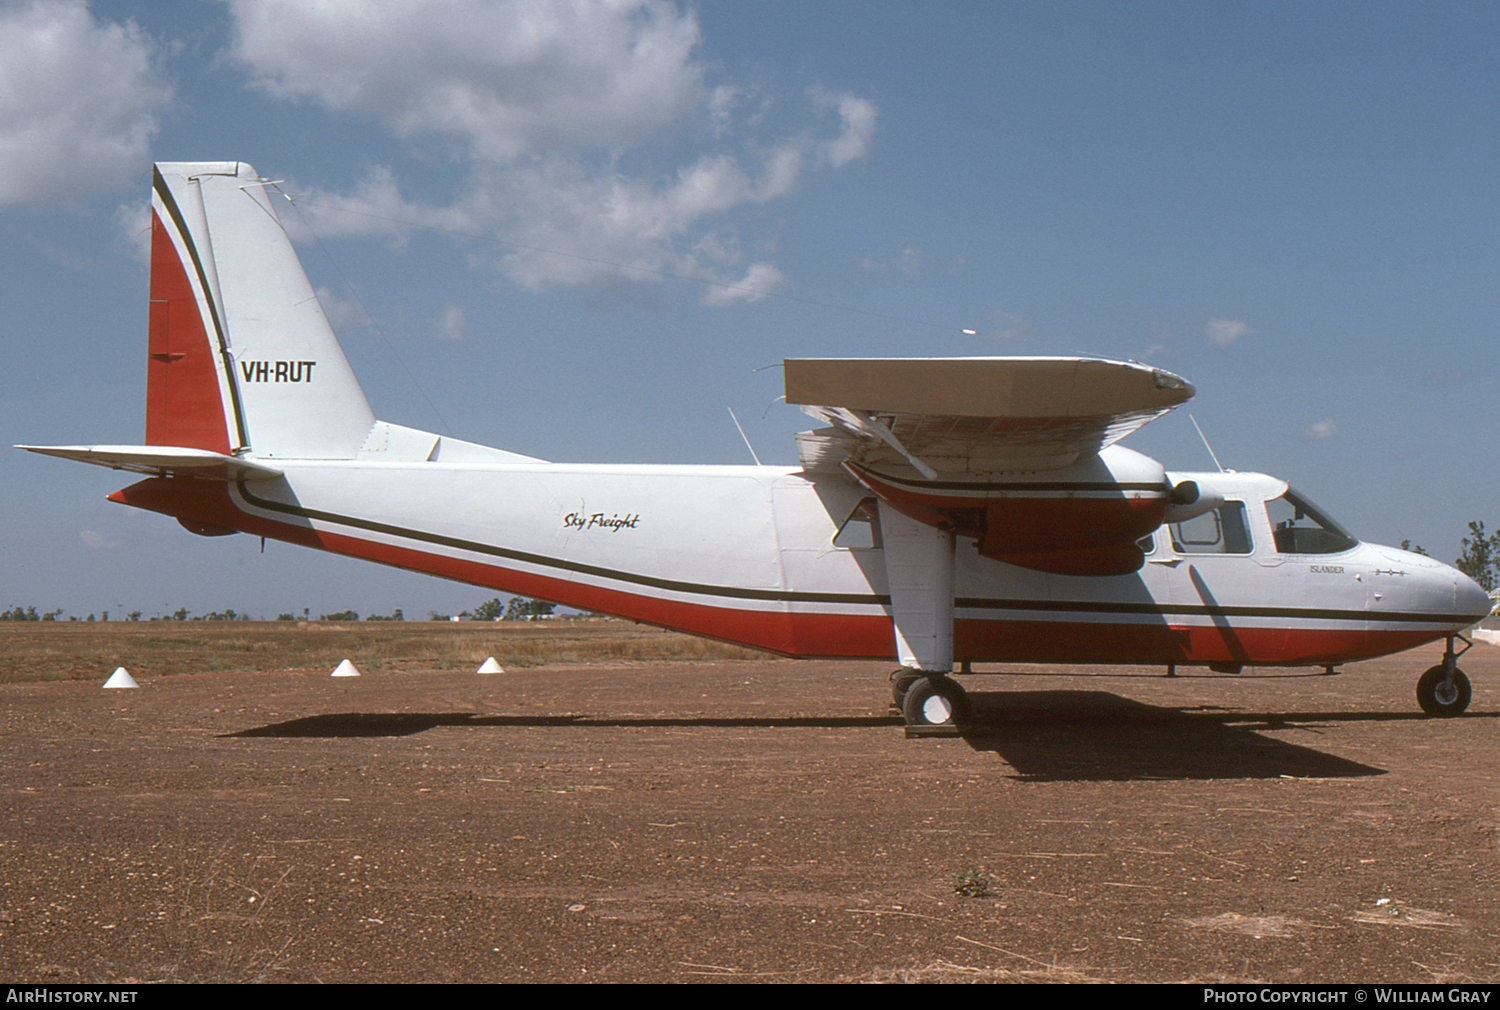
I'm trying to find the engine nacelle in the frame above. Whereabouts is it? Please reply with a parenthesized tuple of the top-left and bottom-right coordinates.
(1161, 476, 1224, 525)
(848, 444, 1172, 576)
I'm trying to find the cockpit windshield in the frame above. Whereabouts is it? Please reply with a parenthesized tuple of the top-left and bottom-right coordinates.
(1266, 489, 1358, 555)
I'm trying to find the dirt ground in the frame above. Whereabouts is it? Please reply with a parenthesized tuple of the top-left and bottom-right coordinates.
(2, 640, 1499, 983)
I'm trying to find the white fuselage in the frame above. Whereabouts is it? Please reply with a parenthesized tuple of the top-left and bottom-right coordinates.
(114, 457, 1488, 669)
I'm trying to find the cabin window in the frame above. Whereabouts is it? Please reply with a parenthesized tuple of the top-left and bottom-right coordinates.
(1170, 501, 1252, 555)
(833, 498, 883, 550)
(1266, 489, 1357, 555)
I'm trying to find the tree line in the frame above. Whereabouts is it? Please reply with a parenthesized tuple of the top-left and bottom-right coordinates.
(0, 596, 563, 623)
(1454, 521, 1500, 593)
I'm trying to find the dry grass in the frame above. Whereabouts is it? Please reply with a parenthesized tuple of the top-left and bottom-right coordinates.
(0, 619, 772, 684)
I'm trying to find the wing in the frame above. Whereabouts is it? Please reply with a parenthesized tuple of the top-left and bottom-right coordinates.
(785, 357, 1195, 576)
(785, 357, 1192, 475)
(16, 445, 283, 481)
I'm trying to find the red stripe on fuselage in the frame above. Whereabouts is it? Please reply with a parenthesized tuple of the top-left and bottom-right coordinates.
(107, 476, 1452, 667)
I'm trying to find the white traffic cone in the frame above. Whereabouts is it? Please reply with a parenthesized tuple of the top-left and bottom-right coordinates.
(103, 667, 138, 689)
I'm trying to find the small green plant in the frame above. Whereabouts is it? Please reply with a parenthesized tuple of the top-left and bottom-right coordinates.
(950, 867, 993, 898)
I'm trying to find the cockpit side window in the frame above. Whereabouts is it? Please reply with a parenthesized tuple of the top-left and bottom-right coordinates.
(1170, 501, 1252, 555)
(1266, 489, 1357, 555)
(832, 497, 883, 550)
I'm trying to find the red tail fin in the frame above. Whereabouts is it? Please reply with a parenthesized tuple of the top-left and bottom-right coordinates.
(145, 208, 231, 452)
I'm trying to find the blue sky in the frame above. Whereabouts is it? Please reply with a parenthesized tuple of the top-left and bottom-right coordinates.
(2, 0, 1496, 620)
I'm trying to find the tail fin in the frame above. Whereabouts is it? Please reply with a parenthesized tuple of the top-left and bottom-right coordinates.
(148, 162, 374, 459)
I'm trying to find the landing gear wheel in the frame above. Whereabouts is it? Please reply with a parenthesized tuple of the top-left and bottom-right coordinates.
(901, 676, 971, 728)
(1417, 664, 1472, 717)
(891, 670, 923, 707)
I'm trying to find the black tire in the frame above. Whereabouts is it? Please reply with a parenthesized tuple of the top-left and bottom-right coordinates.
(1416, 664, 1472, 717)
(891, 670, 923, 707)
(901, 676, 970, 727)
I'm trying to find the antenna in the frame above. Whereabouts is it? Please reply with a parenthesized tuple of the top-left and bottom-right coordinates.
(727, 408, 761, 465)
(1189, 414, 1226, 473)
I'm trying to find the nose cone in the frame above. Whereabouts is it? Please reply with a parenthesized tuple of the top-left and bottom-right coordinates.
(1455, 570, 1494, 625)
(1370, 544, 1493, 628)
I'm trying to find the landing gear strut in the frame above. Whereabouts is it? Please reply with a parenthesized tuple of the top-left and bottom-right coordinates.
(1416, 635, 1472, 717)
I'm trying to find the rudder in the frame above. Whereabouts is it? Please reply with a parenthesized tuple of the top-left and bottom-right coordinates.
(148, 162, 375, 460)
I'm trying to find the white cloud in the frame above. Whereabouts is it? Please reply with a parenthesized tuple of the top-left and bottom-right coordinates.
(79, 529, 121, 550)
(227, 0, 702, 161)
(225, 1, 876, 303)
(859, 247, 922, 274)
(0, 0, 171, 206)
(701, 263, 786, 306)
(1205, 317, 1252, 348)
(708, 85, 741, 137)
(113, 196, 152, 264)
(435, 304, 468, 342)
(1302, 418, 1339, 441)
(812, 88, 877, 168)
(313, 287, 371, 337)
(283, 166, 438, 243)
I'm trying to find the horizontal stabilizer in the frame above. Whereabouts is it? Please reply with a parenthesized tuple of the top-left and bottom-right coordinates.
(16, 444, 283, 480)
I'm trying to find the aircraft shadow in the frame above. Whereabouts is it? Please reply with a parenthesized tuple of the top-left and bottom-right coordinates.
(219, 689, 1496, 782)
(226, 713, 898, 739)
(956, 690, 1425, 781)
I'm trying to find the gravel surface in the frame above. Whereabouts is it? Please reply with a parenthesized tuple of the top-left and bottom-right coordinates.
(2, 642, 1498, 983)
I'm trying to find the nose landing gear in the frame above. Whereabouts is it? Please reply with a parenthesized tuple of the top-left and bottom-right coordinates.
(1416, 635, 1473, 717)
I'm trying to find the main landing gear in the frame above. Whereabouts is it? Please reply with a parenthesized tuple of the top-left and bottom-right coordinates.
(891, 669, 971, 729)
(1416, 635, 1473, 717)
